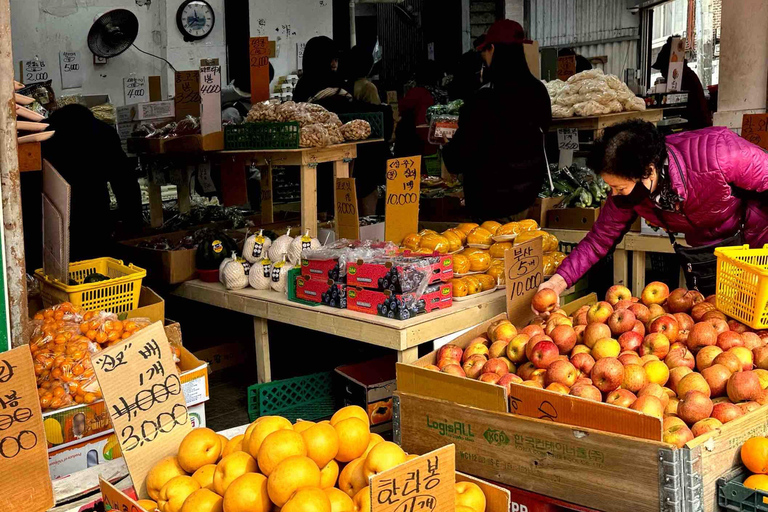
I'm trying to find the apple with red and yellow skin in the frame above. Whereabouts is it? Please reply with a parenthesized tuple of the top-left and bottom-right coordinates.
(649, 315, 680, 343)
(478, 373, 502, 384)
(728, 319, 749, 334)
(423, 364, 441, 371)
(677, 372, 711, 398)
(638, 383, 670, 409)
(526, 334, 553, 360)
(739, 401, 762, 414)
(621, 364, 648, 393)
(664, 422, 694, 448)
(605, 285, 632, 306)
(665, 345, 695, 370)
(630, 395, 664, 418)
(702, 310, 728, 322)
(521, 324, 545, 338)
(497, 373, 523, 395)
(696, 346, 723, 371)
(667, 288, 697, 313)
(517, 362, 537, 381)
(530, 340, 559, 369)
(618, 331, 643, 352)
(587, 302, 614, 324)
(606, 388, 637, 408)
(571, 352, 596, 376)
(437, 344, 463, 365)
(590, 357, 624, 393)
(743, 332, 762, 350)
(545, 360, 578, 387)
(691, 302, 716, 322)
(522, 381, 543, 389)
(462, 355, 487, 379)
(531, 289, 559, 314)
(437, 357, 461, 370)
(687, 322, 718, 353)
(592, 338, 621, 360)
(529, 369, 547, 387)
(488, 320, 517, 343)
(688, 290, 705, 305)
(728, 346, 754, 371)
(570, 383, 602, 402)
(727, 371, 762, 402)
(717, 331, 744, 351)
(584, 323, 612, 349)
(488, 341, 509, 359)
(707, 318, 730, 336)
(505, 334, 529, 364)
(608, 309, 636, 336)
(758, 389, 768, 405)
(545, 382, 570, 394)
(701, 364, 732, 397)
(545, 316, 573, 336)
(664, 417, 687, 431)
(640, 333, 671, 359)
(628, 303, 651, 324)
(711, 402, 745, 424)
(441, 364, 466, 377)
(499, 357, 516, 373)
(618, 351, 643, 366)
(571, 344, 592, 357)
(550, 325, 578, 355)
(753, 369, 768, 390)
(691, 418, 723, 437)
(673, 313, 695, 332)
(648, 304, 666, 321)
(641, 281, 670, 306)
(462, 342, 489, 362)
(677, 391, 714, 426)
(483, 358, 510, 377)
(668, 366, 693, 395)
(573, 311, 588, 326)
(640, 354, 660, 365)
(574, 325, 587, 344)
(713, 352, 742, 374)
(665, 397, 680, 417)
(615, 299, 635, 311)
(631, 320, 646, 338)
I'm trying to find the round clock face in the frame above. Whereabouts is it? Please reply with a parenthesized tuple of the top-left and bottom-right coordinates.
(178, 0, 215, 41)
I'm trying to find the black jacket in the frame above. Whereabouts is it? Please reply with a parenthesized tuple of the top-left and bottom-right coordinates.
(443, 79, 551, 220)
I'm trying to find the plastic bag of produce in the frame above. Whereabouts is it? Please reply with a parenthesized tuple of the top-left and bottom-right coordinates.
(300, 124, 330, 148)
(249, 258, 273, 290)
(551, 105, 574, 118)
(246, 100, 280, 122)
(324, 123, 344, 145)
(341, 119, 372, 141)
(606, 100, 624, 113)
(578, 79, 611, 95)
(573, 100, 611, 117)
(584, 89, 618, 105)
(624, 96, 647, 112)
(566, 68, 605, 83)
(604, 75, 624, 91)
(555, 93, 582, 107)
(243, 230, 272, 264)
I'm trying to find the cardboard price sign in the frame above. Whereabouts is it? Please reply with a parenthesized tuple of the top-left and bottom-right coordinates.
(742, 113, 768, 151)
(175, 71, 201, 120)
(370, 444, 455, 512)
(385, 156, 421, 244)
(557, 128, 579, 151)
(124, 76, 149, 105)
(504, 237, 543, 326)
(0, 346, 54, 512)
(556, 55, 575, 81)
(336, 177, 360, 240)
(99, 477, 144, 512)
(91, 322, 193, 498)
(200, 65, 222, 136)
(250, 37, 271, 103)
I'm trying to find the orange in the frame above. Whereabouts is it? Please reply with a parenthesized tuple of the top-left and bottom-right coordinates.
(192, 464, 217, 490)
(742, 437, 768, 474)
(267, 456, 321, 507)
(744, 474, 768, 492)
(243, 416, 293, 458)
(293, 420, 316, 434)
(146, 456, 187, 501)
(257, 429, 307, 476)
(222, 435, 244, 458)
(178, 428, 223, 473)
(301, 422, 339, 468)
(213, 451, 258, 496)
(333, 418, 370, 463)
(319, 459, 340, 489)
(180, 488, 223, 512)
(282, 487, 331, 512)
(330, 406, 369, 427)
(157, 475, 200, 512)
(222, 473, 270, 512)
(324, 487, 355, 512)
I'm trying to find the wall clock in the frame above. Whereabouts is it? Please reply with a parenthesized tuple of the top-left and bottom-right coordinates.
(177, 0, 215, 42)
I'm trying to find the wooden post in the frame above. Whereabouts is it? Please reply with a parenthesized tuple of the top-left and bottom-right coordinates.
(300, 164, 318, 237)
(260, 160, 274, 224)
(254, 317, 271, 383)
(0, 0, 28, 348)
(148, 182, 164, 228)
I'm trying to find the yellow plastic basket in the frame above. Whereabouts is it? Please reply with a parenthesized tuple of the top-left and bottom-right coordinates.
(34, 257, 147, 313)
(714, 245, 768, 329)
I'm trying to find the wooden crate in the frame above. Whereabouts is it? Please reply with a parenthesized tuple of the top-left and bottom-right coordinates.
(546, 207, 600, 230)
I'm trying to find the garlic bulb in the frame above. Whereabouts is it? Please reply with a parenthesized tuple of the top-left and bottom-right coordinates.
(243, 229, 273, 264)
(249, 258, 273, 290)
(221, 253, 251, 290)
(268, 227, 293, 262)
(287, 229, 322, 265)
(270, 257, 295, 293)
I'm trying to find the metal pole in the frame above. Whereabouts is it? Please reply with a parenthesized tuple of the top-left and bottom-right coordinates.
(349, 1, 357, 47)
(0, 0, 30, 347)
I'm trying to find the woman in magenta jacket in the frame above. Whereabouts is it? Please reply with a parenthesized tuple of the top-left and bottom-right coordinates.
(540, 120, 768, 301)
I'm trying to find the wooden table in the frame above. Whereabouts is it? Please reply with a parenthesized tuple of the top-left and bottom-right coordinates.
(172, 280, 507, 383)
(547, 228, 684, 296)
(549, 109, 665, 137)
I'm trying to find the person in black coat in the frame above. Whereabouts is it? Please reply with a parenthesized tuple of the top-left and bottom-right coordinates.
(443, 20, 551, 221)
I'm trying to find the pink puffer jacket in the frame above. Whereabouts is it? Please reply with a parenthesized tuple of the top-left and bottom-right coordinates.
(557, 127, 768, 287)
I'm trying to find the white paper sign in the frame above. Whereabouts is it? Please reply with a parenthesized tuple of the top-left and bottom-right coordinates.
(198, 162, 216, 193)
(22, 59, 49, 83)
(199, 65, 222, 136)
(557, 128, 579, 151)
(59, 51, 83, 89)
(124, 76, 149, 105)
(297, 42, 307, 70)
(137, 100, 176, 121)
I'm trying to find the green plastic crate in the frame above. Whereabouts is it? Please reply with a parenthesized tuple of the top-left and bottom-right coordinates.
(718, 467, 768, 511)
(224, 122, 300, 150)
(247, 371, 335, 423)
(424, 154, 441, 177)
(338, 112, 385, 140)
(286, 268, 320, 307)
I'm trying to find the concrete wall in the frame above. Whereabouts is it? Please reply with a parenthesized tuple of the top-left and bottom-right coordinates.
(713, 0, 768, 130)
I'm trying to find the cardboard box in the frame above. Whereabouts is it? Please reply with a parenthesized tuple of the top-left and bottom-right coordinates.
(347, 255, 453, 292)
(194, 342, 250, 373)
(528, 197, 563, 228)
(123, 286, 165, 323)
(546, 207, 601, 230)
(346, 282, 452, 320)
(296, 276, 347, 307)
(300, 257, 343, 281)
(334, 355, 397, 435)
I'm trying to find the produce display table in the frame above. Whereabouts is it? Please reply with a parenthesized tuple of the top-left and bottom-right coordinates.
(549, 109, 664, 137)
(547, 228, 684, 295)
(171, 280, 507, 383)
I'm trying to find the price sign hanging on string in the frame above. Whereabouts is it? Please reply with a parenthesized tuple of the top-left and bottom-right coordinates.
(384, 156, 421, 244)
(504, 237, 543, 326)
(91, 322, 193, 499)
(335, 177, 360, 240)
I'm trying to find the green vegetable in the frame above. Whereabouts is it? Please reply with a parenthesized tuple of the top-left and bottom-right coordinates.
(553, 180, 575, 194)
(83, 273, 110, 283)
(588, 182, 603, 203)
(579, 189, 593, 206)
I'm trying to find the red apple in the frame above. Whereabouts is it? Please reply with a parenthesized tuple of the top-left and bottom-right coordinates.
(717, 331, 744, 351)
(488, 319, 517, 342)
(705, 294, 717, 304)
(587, 301, 614, 324)
(663, 422, 694, 448)
(674, 313, 695, 332)
(570, 352, 596, 376)
(441, 364, 466, 377)
(687, 322, 719, 352)
(497, 373, 523, 394)
(707, 318, 730, 336)
(649, 315, 680, 343)
(713, 352, 742, 374)
(571, 344, 591, 357)
(621, 364, 648, 393)
(550, 325, 578, 355)
(517, 362, 537, 381)
(526, 334, 553, 360)
(631, 320, 646, 337)
(482, 358, 510, 377)
(677, 390, 714, 425)
(530, 341, 559, 369)
(574, 325, 586, 343)
(606, 388, 637, 408)
(424, 364, 440, 371)
(437, 344, 464, 364)
(711, 402, 745, 424)
(590, 357, 624, 393)
(727, 371, 762, 402)
(628, 303, 651, 324)
(531, 289, 558, 314)
(608, 309, 637, 336)
(754, 346, 768, 370)
(665, 344, 695, 370)
(545, 316, 573, 336)
(739, 401, 761, 414)
(702, 310, 728, 322)
(728, 319, 750, 334)
(570, 383, 602, 402)
(691, 302, 717, 322)
(677, 372, 711, 398)
(729, 346, 754, 371)
(640, 333, 671, 359)
(521, 324, 545, 338)
(667, 288, 697, 313)
(743, 332, 763, 350)
(615, 299, 635, 311)
(463, 341, 490, 362)
(668, 366, 693, 395)
(605, 285, 632, 306)
(630, 395, 664, 418)
(584, 323, 612, 349)
(696, 346, 723, 371)
(701, 364, 732, 398)
(641, 281, 670, 306)
(638, 383, 670, 409)
(618, 351, 643, 366)
(437, 357, 461, 370)
(573, 311, 588, 326)
(618, 331, 643, 352)
(462, 355, 488, 379)
(691, 417, 723, 437)
(478, 373, 502, 384)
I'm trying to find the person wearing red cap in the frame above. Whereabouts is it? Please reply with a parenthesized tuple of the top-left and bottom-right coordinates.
(443, 20, 551, 221)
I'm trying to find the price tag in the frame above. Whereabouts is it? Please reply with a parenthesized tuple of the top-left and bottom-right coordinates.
(557, 128, 579, 151)
(384, 156, 421, 244)
(370, 444, 454, 512)
(59, 51, 83, 89)
(200, 65, 222, 136)
(99, 477, 143, 512)
(335, 177, 359, 240)
(504, 237, 543, 326)
(91, 322, 193, 499)
(249, 37, 271, 103)
(0, 346, 54, 511)
(741, 113, 768, 150)
(198, 162, 217, 193)
(21, 59, 49, 83)
(137, 101, 176, 121)
(297, 42, 307, 70)
(174, 71, 201, 120)
(124, 76, 149, 105)
(556, 55, 575, 81)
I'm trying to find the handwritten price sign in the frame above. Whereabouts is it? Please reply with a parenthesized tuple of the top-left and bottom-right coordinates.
(100, 477, 144, 512)
(741, 113, 768, 151)
(0, 346, 53, 511)
(200, 65, 222, 136)
(124, 76, 148, 105)
(175, 71, 201, 120)
(250, 37, 271, 103)
(557, 128, 579, 151)
(504, 237, 543, 326)
(385, 156, 421, 244)
(335, 177, 360, 240)
(370, 445, 454, 512)
(91, 322, 192, 498)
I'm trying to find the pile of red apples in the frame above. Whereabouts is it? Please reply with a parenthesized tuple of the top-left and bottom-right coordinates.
(428, 282, 768, 448)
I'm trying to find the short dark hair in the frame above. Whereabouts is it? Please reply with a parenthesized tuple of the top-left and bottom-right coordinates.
(587, 120, 667, 180)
